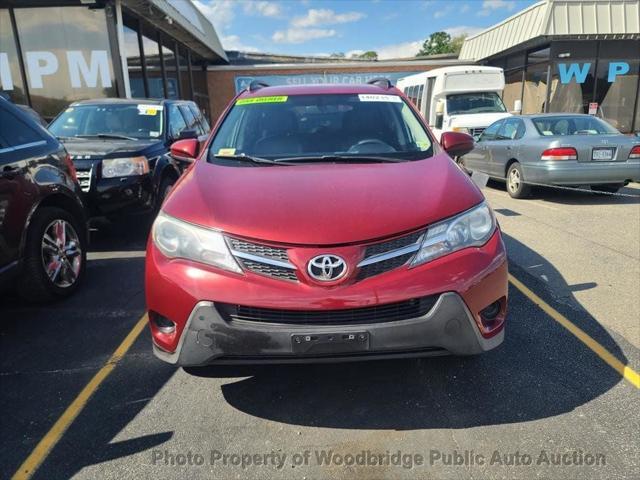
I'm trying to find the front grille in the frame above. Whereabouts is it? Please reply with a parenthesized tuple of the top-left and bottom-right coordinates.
(470, 127, 485, 137)
(228, 236, 297, 281)
(357, 252, 415, 280)
(363, 230, 423, 258)
(75, 169, 91, 192)
(228, 238, 289, 262)
(357, 230, 423, 281)
(238, 259, 298, 281)
(217, 295, 439, 325)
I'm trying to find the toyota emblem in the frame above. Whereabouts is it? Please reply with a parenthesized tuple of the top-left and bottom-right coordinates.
(307, 254, 347, 282)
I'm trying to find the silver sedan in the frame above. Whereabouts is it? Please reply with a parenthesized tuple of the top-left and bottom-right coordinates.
(461, 114, 640, 198)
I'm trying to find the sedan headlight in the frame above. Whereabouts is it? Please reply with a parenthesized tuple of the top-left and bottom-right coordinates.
(152, 212, 242, 273)
(411, 202, 496, 267)
(102, 156, 149, 178)
(451, 127, 470, 134)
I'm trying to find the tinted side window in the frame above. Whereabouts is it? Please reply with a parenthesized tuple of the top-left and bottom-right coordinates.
(0, 106, 44, 147)
(190, 104, 210, 133)
(497, 118, 524, 140)
(167, 104, 188, 139)
(179, 105, 202, 135)
(479, 120, 503, 141)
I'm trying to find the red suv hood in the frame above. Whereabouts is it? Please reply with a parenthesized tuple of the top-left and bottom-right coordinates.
(164, 153, 484, 245)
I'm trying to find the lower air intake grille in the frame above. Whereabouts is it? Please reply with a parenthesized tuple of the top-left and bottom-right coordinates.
(217, 295, 439, 325)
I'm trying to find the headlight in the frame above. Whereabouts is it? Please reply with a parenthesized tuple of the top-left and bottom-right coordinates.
(152, 212, 242, 273)
(411, 202, 495, 267)
(451, 127, 470, 134)
(102, 156, 149, 178)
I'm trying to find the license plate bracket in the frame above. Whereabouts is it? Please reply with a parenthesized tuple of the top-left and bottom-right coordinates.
(592, 147, 615, 161)
(292, 332, 370, 355)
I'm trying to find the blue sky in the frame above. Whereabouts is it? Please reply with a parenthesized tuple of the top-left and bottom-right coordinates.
(194, 0, 538, 58)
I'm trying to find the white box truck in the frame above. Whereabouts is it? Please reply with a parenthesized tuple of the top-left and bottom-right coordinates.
(397, 66, 511, 141)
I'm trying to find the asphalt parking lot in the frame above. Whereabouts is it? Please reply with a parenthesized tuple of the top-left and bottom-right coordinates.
(1, 182, 639, 480)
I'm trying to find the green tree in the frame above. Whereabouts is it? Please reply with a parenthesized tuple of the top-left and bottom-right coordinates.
(355, 51, 378, 60)
(450, 34, 468, 54)
(417, 31, 457, 56)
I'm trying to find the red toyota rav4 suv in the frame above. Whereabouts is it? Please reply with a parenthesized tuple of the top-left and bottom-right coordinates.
(145, 80, 508, 366)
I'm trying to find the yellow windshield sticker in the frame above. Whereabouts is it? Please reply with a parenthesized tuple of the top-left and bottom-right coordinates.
(137, 105, 161, 115)
(217, 148, 236, 155)
(236, 96, 288, 106)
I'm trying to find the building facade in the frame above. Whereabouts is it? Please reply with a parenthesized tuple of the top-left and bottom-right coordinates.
(0, 0, 227, 120)
(460, 0, 640, 133)
(206, 54, 466, 122)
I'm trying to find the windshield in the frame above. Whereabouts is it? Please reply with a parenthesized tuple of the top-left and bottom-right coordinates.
(208, 93, 433, 163)
(49, 104, 164, 140)
(532, 116, 620, 136)
(446, 92, 507, 115)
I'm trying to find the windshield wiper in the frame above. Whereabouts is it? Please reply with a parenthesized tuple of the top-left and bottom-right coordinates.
(76, 134, 137, 141)
(213, 153, 287, 166)
(276, 155, 405, 164)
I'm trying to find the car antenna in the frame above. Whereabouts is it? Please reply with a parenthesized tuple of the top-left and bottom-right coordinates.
(367, 78, 392, 89)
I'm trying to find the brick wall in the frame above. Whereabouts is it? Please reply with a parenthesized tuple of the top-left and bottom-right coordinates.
(206, 64, 445, 124)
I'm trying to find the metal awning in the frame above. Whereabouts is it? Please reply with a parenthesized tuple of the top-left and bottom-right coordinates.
(123, 0, 228, 63)
(460, 0, 640, 61)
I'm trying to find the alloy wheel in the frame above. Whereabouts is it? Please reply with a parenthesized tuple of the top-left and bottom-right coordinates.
(508, 168, 521, 193)
(40, 219, 82, 288)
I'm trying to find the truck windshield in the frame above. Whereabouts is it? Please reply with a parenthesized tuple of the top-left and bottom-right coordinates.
(49, 104, 164, 140)
(208, 93, 433, 163)
(446, 92, 507, 115)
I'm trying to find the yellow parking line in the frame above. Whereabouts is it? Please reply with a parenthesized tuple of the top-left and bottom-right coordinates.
(509, 274, 640, 389)
(11, 314, 149, 480)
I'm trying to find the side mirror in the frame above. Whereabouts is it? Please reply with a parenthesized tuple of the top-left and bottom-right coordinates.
(441, 131, 475, 158)
(170, 138, 199, 161)
(176, 128, 198, 141)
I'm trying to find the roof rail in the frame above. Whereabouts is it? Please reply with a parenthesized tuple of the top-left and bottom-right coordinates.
(367, 78, 392, 89)
(248, 80, 269, 92)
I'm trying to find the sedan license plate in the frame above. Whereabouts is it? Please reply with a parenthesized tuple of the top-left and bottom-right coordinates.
(292, 332, 369, 355)
(592, 147, 615, 161)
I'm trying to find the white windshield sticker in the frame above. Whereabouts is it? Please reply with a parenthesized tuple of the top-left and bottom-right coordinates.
(358, 94, 402, 103)
(149, 131, 161, 137)
(137, 104, 163, 116)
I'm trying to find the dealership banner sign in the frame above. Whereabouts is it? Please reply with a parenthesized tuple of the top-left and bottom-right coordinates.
(234, 72, 415, 94)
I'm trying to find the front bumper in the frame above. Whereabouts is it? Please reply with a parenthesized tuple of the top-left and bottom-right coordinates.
(85, 174, 154, 216)
(153, 292, 503, 365)
(523, 160, 640, 185)
(146, 229, 508, 365)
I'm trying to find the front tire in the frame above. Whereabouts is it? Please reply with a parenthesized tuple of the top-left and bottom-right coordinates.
(18, 207, 86, 302)
(506, 162, 531, 199)
(155, 176, 176, 212)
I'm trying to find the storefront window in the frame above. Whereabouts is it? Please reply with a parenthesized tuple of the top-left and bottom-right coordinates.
(548, 41, 597, 115)
(522, 47, 549, 114)
(161, 36, 179, 99)
(141, 25, 163, 98)
(503, 69, 523, 113)
(177, 47, 190, 100)
(0, 9, 27, 104)
(13, 6, 117, 119)
(122, 15, 144, 98)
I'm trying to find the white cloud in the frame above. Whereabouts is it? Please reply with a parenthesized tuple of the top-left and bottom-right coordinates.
(479, 0, 516, 16)
(272, 28, 337, 44)
(193, 0, 236, 32)
(220, 34, 259, 52)
(243, 1, 282, 18)
(444, 25, 484, 37)
(348, 40, 423, 60)
(291, 8, 365, 28)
